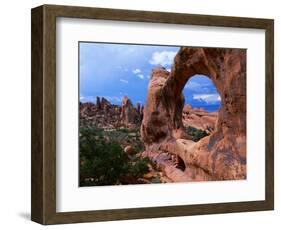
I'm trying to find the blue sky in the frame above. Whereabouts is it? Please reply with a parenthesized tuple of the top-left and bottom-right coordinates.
(79, 42, 221, 112)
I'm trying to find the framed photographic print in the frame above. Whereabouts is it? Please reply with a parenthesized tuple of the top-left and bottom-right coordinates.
(31, 4, 274, 225)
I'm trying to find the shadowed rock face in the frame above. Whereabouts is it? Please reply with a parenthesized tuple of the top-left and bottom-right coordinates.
(141, 47, 246, 181)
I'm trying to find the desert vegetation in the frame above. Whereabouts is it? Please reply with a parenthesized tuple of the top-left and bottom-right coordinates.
(184, 126, 209, 142)
(79, 97, 215, 186)
(79, 125, 150, 186)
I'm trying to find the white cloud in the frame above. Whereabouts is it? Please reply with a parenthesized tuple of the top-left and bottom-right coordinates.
(132, 68, 141, 74)
(149, 51, 177, 67)
(137, 74, 144, 79)
(193, 94, 221, 104)
(132, 68, 145, 80)
(120, 79, 129, 84)
(185, 81, 201, 90)
(79, 96, 95, 103)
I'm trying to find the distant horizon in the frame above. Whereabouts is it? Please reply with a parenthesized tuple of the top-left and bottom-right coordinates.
(80, 93, 221, 112)
(79, 42, 221, 112)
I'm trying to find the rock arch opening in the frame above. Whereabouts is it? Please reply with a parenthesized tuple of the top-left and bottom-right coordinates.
(182, 74, 221, 141)
(141, 47, 246, 181)
(183, 74, 221, 112)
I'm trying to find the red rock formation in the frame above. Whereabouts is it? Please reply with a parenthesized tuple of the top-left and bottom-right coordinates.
(100, 97, 110, 110)
(96, 96, 101, 110)
(80, 100, 123, 128)
(182, 105, 218, 133)
(141, 47, 246, 181)
(140, 105, 144, 121)
(120, 96, 138, 125)
(80, 95, 143, 129)
(80, 102, 96, 118)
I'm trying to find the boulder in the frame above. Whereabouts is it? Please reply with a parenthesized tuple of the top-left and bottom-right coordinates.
(124, 145, 136, 155)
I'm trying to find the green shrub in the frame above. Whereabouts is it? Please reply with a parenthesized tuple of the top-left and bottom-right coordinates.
(79, 126, 149, 186)
(79, 127, 129, 186)
(129, 157, 150, 178)
(185, 126, 209, 142)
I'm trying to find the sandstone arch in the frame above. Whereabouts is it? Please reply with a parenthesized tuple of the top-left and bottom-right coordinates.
(141, 47, 246, 181)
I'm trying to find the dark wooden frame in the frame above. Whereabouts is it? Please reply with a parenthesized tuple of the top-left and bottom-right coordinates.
(31, 4, 274, 225)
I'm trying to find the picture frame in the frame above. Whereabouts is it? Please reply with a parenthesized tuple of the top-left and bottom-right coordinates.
(31, 4, 274, 225)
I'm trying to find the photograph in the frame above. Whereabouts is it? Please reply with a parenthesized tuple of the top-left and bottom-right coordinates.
(30, 4, 274, 225)
(79, 42, 247, 186)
